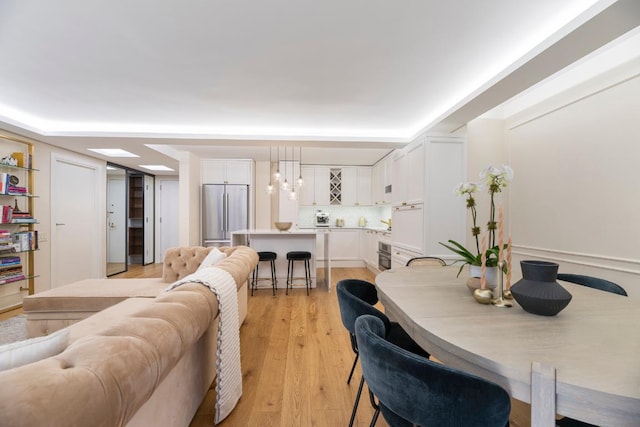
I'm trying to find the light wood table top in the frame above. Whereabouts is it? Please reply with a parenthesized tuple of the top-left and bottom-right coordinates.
(375, 265, 640, 427)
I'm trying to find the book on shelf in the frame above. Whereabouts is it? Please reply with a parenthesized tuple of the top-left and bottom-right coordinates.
(0, 255, 21, 264)
(0, 273, 26, 285)
(0, 173, 8, 194)
(11, 218, 36, 224)
(0, 244, 19, 254)
(1, 205, 13, 223)
(0, 265, 22, 274)
(12, 231, 37, 251)
(7, 185, 28, 194)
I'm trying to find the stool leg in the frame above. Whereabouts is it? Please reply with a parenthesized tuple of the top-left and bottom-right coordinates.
(251, 263, 259, 296)
(304, 259, 310, 295)
(286, 259, 291, 295)
(270, 259, 276, 296)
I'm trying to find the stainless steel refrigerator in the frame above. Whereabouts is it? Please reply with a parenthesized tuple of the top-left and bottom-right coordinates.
(202, 184, 249, 247)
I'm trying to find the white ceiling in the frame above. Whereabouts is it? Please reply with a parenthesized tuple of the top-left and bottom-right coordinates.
(0, 0, 637, 173)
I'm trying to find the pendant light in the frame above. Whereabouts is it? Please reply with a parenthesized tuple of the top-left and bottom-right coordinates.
(297, 146, 304, 187)
(281, 146, 289, 191)
(274, 147, 281, 182)
(266, 146, 274, 194)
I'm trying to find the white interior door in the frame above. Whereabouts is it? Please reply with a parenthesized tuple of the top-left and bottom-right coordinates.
(158, 179, 179, 261)
(143, 175, 155, 264)
(107, 174, 126, 264)
(51, 155, 104, 287)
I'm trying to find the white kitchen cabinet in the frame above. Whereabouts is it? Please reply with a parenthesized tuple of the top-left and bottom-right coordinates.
(341, 166, 372, 206)
(392, 203, 424, 254)
(424, 138, 466, 257)
(316, 228, 363, 267)
(299, 165, 316, 206)
(360, 229, 379, 269)
(391, 136, 466, 261)
(299, 166, 330, 206)
(356, 167, 372, 206)
(392, 138, 424, 206)
(201, 159, 252, 185)
(329, 229, 360, 260)
(340, 167, 357, 205)
(372, 155, 392, 205)
(391, 245, 421, 270)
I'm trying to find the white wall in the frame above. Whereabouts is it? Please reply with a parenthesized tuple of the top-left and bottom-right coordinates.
(254, 160, 272, 229)
(178, 151, 201, 246)
(501, 58, 640, 295)
(464, 119, 509, 252)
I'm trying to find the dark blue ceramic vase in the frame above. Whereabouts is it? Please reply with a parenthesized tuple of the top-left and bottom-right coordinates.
(510, 260, 572, 316)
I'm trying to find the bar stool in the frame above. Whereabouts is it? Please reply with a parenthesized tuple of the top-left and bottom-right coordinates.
(252, 251, 278, 296)
(286, 251, 312, 295)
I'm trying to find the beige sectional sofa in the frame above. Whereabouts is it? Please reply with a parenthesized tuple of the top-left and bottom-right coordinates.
(0, 245, 258, 427)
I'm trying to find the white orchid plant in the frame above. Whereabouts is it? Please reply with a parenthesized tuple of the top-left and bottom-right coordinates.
(440, 164, 513, 276)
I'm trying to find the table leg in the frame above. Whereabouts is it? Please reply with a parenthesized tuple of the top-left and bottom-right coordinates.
(531, 362, 556, 427)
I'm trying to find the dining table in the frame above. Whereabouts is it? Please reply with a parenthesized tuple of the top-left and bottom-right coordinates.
(375, 265, 640, 427)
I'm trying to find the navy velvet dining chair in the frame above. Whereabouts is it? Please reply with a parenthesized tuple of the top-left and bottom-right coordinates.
(555, 273, 627, 427)
(556, 273, 628, 296)
(336, 279, 429, 427)
(355, 314, 511, 427)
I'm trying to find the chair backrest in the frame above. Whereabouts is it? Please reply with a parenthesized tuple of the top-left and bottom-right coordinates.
(336, 279, 391, 335)
(406, 256, 446, 267)
(355, 315, 511, 427)
(557, 273, 627, 296)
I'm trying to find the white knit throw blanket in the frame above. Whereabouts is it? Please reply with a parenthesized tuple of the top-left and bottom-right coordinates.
(166, 267, 242, 424)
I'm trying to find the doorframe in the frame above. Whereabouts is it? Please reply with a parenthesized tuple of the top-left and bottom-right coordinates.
(50, 152, 106, 285)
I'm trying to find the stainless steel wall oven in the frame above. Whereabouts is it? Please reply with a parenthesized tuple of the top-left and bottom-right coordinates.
(378, 241, 391, 271)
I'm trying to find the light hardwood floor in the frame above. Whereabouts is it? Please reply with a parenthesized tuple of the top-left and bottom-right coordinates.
(192, 267, 386, 427)
(3, 264, 530, 426)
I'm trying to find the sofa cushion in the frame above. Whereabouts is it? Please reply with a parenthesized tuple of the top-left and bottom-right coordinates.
(23, 278, 166, 313)
(0, 328, 69, 371)
(197, 247, 227, 271)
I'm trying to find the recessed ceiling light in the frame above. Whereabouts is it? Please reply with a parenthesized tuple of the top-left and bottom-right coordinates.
(139, 165, 174, 171)
(88, 148, 139, 157)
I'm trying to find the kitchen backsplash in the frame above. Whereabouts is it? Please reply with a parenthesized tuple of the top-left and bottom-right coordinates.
(298, 205, 392, 229)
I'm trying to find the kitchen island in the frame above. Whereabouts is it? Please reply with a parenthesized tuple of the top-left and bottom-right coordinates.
(231, 229, 331, 291)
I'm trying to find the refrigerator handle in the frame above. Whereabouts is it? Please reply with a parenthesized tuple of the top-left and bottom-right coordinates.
(221, 191, 227, 232)
(225, 193, 230, 231)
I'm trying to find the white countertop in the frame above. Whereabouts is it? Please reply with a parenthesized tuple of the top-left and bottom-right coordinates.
(231, 229, 318, 235)
(298, 226, 392, 233)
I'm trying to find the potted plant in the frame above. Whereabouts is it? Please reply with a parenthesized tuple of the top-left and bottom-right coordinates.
(440, 165, 513, 281)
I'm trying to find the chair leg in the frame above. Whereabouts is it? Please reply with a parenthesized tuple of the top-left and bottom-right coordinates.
(368, 388, 380, 427)
(347, 352, 359, 385)
(270, 259, 277, 296)
(349, 375, 365, 427)
(369, 408, 380, 427)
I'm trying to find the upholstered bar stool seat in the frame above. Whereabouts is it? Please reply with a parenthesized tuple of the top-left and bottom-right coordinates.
(252, 251, 278, 296)
(286, 251, 312, 295)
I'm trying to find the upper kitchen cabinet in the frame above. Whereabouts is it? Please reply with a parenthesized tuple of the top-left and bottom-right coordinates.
(299, 166, 330, 206)
(372, 155, 392, 205)
(392, 138, 425, 206)
(201, 159, 252, 185)
(340, 167, 372, 206)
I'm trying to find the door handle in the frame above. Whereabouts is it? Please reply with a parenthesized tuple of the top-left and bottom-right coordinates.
(56, 223, 66, 226)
